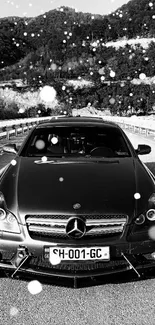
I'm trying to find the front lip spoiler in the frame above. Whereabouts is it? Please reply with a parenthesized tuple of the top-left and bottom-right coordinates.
(0, 261, 131, 278)
(1, 259, 155, 279)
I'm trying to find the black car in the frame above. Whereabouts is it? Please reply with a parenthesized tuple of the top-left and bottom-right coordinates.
(0, 116, 155, 288)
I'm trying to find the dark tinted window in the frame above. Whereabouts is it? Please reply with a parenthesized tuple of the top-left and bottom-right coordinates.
(21, 126, 131, 158)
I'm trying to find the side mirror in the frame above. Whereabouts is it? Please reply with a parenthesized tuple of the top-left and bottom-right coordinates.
(2, 144, 18, 155)
(135, 144, 151, 155)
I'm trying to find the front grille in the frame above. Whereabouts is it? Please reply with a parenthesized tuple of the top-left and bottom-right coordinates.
(26, 214, 128, 240)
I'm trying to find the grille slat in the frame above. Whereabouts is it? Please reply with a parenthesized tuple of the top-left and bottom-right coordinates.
(87, 218, 126, 225)
(26, 214, 127, 240)
(86, 226, 124, 235)
(27, 217, 67, 226)
(29, 225, 66, 234)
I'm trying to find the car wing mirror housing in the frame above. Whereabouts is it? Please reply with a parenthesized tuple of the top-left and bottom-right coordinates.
(136, 144, 151, 155)
(2, 143, 18, 155)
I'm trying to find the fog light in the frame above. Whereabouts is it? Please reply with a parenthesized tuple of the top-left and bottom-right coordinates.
(135, 214, 145, 225)
(18, 251, 25, 258)
(146, 209, 155, 221)
(0, 208, 6, 220)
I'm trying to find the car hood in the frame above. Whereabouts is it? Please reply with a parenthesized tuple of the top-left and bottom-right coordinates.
(0, 157, 154, 223)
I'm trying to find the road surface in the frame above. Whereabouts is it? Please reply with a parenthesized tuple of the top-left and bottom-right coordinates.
(0, 130, 155, 325)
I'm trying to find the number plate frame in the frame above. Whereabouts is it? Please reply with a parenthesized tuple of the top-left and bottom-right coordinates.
(49, 246, 110, 262)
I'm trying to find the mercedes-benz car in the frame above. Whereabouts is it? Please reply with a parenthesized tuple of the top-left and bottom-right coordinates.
(0, 116, 155, 288)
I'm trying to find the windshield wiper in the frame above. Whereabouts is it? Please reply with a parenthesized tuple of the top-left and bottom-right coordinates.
(90, 159, 119, 164)
(34, 157, 119, 164)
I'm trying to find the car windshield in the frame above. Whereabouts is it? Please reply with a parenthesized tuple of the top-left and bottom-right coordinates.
(22, 125, 131, 158)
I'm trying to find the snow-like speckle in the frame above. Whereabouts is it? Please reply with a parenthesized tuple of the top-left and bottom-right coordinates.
(39, 85, 57, 103)
(134, 193, 141, 200)
(27, 280, 42, 295)
(10, 307, 19, 317)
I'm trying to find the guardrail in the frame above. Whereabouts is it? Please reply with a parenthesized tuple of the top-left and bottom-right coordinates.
(0, 114, 155, 141)
(0, 116, 52, 140)
(101, 116, 155, 138)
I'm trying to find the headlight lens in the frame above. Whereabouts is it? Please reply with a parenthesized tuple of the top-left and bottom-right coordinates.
(0, 210, 20, 233)
(146, 209, 155, 221)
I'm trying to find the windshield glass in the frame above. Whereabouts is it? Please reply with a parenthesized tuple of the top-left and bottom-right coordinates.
(22, 125, 131, 158)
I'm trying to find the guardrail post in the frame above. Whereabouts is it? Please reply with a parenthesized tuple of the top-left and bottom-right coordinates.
(6, 129, 10, 140)
(26, 123, 29, 132)
(20, 124, 25, 135)
(14, 126, 18, 137)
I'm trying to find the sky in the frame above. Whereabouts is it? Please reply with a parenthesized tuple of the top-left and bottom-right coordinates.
(0, 0, 130, 18)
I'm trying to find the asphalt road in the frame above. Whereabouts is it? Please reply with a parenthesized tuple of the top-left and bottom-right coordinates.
(0, 130, 155, 325)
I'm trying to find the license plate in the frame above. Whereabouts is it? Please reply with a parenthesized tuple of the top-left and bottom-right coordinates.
(49, 246, 110, 262)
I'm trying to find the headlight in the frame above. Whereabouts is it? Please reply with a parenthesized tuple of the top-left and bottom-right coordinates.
(146, 209, 155, 221)
(148, 193, 155, 208)
(0, 209, 20, 233)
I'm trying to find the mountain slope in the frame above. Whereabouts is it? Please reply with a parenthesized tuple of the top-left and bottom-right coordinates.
(1, 1, 155, 81)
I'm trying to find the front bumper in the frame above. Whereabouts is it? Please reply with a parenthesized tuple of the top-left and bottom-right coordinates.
(1, 252, 155, 288)
(1, 237, 155, 287)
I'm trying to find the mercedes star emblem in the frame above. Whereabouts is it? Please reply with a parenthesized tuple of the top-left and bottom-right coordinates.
(66, 217, 86, 239)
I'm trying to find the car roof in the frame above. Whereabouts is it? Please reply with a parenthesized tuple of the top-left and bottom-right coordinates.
(36, 116, 119, 129)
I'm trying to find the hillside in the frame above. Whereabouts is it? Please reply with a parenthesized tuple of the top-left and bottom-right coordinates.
(1, 1, 155, 117)
(1, 0, 155, 72)
(0, 7, 103, 70)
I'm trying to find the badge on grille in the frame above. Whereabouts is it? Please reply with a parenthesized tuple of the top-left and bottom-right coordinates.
(66, 217, 86, 239)
(73, 203, 81, 210)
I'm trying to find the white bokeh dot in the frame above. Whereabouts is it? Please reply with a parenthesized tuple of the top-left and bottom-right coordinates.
(134, 193, 141, 200)
(11, 159, 17, 166)
(139, 73, 146, 80)
(50, 63, 57, 71)
(41, 156, 47, 162)
(49, 253, 61, 265)
(148, 226, 155, 240)
(40, 86, 57, 103)
(109, 98, 115, 104)
(110, 70, 115, 77)
(19, 108, 25, 113)
(27, 280, 42, 295)
(35, 139, 45, 150)
(51, 136, 58, 144)
(59, 177, 64, 182)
